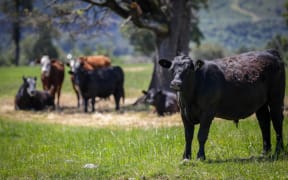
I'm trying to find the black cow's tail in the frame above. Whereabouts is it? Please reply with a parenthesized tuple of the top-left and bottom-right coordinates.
(122, 87, 125, 104)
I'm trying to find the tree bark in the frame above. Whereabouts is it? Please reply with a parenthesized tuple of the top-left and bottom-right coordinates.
(13, 0, 21, 66)
(13, 21, 20, 66)
(148, 0, 191, 91)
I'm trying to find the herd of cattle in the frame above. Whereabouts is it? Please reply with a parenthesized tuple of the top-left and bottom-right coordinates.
(15, 53, 179, 114)
(14, 49, 286, 160)
(15, 55, 129, 113)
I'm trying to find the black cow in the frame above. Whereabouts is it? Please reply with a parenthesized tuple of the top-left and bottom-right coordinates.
(159, 49, 285, 160)
(15, 76, 55, 111)
(73, 62, 125, 113)
(142, 88, 179, 116)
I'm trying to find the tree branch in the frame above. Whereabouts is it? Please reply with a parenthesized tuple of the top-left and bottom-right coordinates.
(79, 0, 169, 35)
(79, 0, 130, 18)
(132, 16, 168, 35)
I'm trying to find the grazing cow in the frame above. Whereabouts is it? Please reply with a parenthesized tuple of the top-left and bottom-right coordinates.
(142, 88, 179, 116)
(15, 76, 54, 110)
(40, 55, 64, 107)
(72, 61, 125, 112)
(66, 55, 111, 107)
(78, 55, 111, 70)
(159, 49, 285, 160)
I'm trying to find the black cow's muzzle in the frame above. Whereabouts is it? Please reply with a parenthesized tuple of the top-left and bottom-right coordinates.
(170, 80, 182, 91)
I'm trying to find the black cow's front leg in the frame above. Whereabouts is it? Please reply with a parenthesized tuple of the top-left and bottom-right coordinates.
(197, 112, 214, 160)
(181, 107, 194, 159)
(183, 122, 194, 159)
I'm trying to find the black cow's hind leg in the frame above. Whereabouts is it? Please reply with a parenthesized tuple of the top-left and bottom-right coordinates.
(256, 105, 271, 154)
(270, 104, 284, 155)
(91, 98, 96, 112)
(114, 93, 121, 110)
(84, 98, 88, 113)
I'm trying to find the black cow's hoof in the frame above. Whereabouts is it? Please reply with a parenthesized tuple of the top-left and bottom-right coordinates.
(180, 158, 191, 165)
(197, 156, 206, 161)
(261, 149, 272, 156)
(197, 153, 206, 161)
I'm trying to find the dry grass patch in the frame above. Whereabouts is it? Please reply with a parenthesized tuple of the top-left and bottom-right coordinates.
(0, 93, 181, 128)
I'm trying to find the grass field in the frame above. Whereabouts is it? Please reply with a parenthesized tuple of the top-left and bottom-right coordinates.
(0, 64, 288, 179)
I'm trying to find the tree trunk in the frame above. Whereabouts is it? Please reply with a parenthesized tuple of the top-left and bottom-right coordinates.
(13, 0, 21, 66)
(148, 0, 191, 91)
(13, 21, 20, 66)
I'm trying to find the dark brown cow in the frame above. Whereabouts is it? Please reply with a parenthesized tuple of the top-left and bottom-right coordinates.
(159, 49, 285, 160)
(40, 55, 64, 107)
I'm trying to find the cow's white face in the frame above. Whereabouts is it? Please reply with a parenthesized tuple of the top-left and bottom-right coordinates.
(25, 77, 37, 96)
(40, 55, 51, 77)
(68, 59, 80, 73)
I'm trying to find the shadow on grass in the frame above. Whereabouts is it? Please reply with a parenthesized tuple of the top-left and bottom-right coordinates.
(57, 102, 151, 115)
(206, 152, 288, 164)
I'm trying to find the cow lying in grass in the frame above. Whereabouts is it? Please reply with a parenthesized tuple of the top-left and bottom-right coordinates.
(142, 88, 179, 116)
(159, 49, 285, 160)
(15, 76, 54, 111)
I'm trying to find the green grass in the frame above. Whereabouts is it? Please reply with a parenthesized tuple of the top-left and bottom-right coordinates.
(0, 117, 288, 179)
(0, 63, 153, 98)
(0, 64, 288, 179)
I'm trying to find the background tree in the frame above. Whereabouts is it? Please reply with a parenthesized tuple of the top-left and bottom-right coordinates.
(192, 43, 225, 60)
(33, 23, 59, 60)
(266, 35, 288, 62)
(122, 25, 156, 57)
(0, 0, 33, 66)
(70, 0, 207, 91)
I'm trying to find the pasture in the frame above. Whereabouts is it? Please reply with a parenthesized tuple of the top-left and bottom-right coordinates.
(0, 63, 288, 179)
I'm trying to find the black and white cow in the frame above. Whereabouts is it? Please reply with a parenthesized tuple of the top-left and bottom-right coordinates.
(15, 76, 54, 111)
(142, 88, 179, 116)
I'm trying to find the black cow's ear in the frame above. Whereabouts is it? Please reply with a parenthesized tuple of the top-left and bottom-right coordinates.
(159, 59, 172, 68)
(22, 76, 26, 81)
(34, 77, 37, 81)
(142, 90, 147, 95)
(66, 62, 70, 67)
(195, 59, 204, 70)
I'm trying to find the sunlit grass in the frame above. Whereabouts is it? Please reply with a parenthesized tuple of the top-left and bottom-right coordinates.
(0, 64, 288, 179)
(0, 117, 287, 179)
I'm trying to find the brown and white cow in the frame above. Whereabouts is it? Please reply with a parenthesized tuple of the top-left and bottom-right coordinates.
(40, 55, 64, 107)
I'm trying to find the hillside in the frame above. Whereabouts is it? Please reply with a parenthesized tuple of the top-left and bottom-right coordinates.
(198, 0, 288, 51)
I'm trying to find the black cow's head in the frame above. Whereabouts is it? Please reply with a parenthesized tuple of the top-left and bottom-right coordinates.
(159, 55, 204, 91)
(142, 88, 164, 105)
(23, 76, 37, 96)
